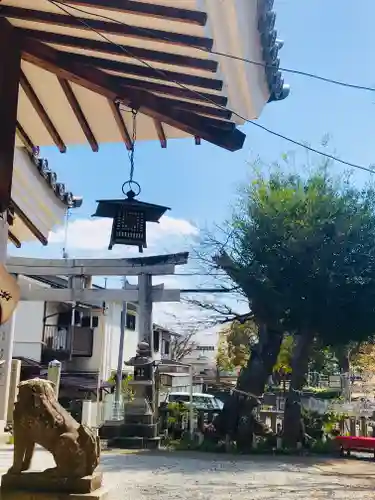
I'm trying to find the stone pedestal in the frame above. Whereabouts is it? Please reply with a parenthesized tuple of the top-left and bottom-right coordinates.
(0, 487, 109, 500)
(104, 396, 159, 449)
(0, 472, 108, 500)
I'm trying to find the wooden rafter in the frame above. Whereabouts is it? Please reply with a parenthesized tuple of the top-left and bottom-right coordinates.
(107, 100, 132, 150)
(154, 120, 167, 149)
(8, 230, 21, 249)
(16, 121, 35, 153)
(19, 35, 245, 151)
(172, 100, 232, 120)
(69, 53, 223, 91)
(17, 29, 218, 73)
(19, 70, 66, 153)
(58, 78, 98, 152)
(12, 201, 48, 246)
(66, 0, 208, 26)
(2, 6, 213, 49)
(113, 75, 228, 106)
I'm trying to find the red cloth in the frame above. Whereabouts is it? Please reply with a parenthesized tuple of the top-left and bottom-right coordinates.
(335, 436, 375, 449)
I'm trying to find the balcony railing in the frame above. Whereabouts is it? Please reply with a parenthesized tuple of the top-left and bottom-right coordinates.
(42, 325, 93, 363)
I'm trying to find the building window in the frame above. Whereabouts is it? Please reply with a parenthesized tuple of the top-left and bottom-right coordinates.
(153, 330, 160, 352)
(164, 340, 170, 356)
(126, 313, 136, 331)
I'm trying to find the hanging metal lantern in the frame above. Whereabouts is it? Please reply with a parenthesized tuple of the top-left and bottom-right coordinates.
(92, 108, 170, 252)
(92, 182, 170, 252)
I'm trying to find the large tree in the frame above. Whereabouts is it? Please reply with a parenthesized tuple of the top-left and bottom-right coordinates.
(211, 159, 375, 446)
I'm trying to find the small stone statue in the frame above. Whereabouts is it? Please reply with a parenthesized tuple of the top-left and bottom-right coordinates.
(9, 378, 100, 478)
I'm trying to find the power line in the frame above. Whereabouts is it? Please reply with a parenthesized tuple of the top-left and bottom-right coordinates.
(49, 0, 375, 94)
(46, 0, 375, 175)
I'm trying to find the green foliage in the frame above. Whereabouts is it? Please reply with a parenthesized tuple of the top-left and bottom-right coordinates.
(108, 372, 134, 401)
(166, 401, 190, 426)
(274, 334, 294, 374)
(304, 387, 341, 399)
(302, 409, 344, 439)
(226, 160, 375, 347)
(216, 320, 258, 371)
(308, 342, 339, 375)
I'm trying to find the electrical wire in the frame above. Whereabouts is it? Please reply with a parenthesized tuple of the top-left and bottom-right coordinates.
(48, 0, 375, 94)
(46, 0, 375, 174)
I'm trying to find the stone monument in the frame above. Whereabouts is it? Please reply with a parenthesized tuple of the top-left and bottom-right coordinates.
(105, 342, 159, 449)
(1, 378, 107, 500)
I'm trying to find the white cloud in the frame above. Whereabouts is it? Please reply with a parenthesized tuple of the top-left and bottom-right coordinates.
(48, 215, 199, 255)
(13, 215, 246, 333)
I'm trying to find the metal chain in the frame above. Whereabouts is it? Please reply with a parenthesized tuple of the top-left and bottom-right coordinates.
(128, 109, 137, 183)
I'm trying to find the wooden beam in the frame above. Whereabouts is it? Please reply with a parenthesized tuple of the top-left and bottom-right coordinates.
(107, 100, 132, 150)
(7, 252, 189, 276)
(17, 29, 218, 73)
(16, 122, 35, 153)
(19, 70, 66, 153)
(171, 100, 232, 120)
(19, 287, 181, 303)
(12, 202, 48, 246)
(66, 0, 208, 26)
(8, 230, 21, 249)
(154, 120, 167, 148)
(2, 6, 213, 49)
(58, 78, 98, 152)
(114, 75, 228, 106)
(0, 19, 21, 213)
(20, 37, 245, 151)
(70, 53, 223, 91)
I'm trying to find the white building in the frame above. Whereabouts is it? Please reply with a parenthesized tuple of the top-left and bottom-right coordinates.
(13, 274, 175, 384)
(12, 275, 138, 381)
(182, 329, 219, 375)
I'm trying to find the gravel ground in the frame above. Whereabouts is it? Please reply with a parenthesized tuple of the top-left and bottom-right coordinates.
(0, 447, 375, 499)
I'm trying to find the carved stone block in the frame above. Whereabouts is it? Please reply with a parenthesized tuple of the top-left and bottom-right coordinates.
(1, 472, 103, 494)
(0, 486, 109, 500)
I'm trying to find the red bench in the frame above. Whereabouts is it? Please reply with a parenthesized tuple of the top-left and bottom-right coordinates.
(335, 436, 375, 458)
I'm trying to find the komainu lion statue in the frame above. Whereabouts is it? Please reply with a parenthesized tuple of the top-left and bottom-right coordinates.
(9, 378, 100, 478)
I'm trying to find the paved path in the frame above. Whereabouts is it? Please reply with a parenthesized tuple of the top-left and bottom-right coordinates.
(0, 446, 375, 499)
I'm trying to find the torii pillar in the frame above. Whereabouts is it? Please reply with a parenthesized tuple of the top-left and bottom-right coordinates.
(0, 20, 21, 433)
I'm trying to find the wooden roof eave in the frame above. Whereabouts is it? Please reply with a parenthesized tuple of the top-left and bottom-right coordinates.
(19, 33, 246, 152)
(64, 0, 208, 27)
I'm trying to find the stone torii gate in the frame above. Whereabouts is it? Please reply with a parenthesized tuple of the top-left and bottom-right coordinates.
(2, 252, 188, 428)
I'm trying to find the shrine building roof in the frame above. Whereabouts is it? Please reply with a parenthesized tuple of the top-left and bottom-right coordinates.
(0, 0, 289, 153)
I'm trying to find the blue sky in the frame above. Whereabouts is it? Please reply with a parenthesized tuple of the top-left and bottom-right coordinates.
(11, 0, 375, 328)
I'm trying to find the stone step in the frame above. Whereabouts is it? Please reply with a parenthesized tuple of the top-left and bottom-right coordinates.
(119, 424, 158, 439)
(108, 436, 160, 450)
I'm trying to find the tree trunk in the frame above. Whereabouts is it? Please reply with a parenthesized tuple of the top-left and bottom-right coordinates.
(283, 331, 314, 448)
(217, 324, 283, 443)
(336, 345, 350, 373)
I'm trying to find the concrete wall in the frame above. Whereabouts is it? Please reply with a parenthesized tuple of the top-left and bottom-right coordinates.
(12, 276, 50, 362)
(107, 303, 138, 378)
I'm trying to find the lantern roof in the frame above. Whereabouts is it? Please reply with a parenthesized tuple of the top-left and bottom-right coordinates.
(1, 0, 288, 153)
(93, 197, 170, 222)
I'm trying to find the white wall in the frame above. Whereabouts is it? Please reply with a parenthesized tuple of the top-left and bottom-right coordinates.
(12, 276, 50, 362)
(12, 299, 44, 362)
(107, 303, 138, 379)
